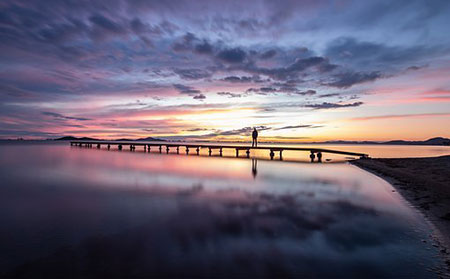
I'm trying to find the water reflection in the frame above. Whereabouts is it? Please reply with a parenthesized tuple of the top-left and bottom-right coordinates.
(0, 143, 445, 278)
(252, 159, 258, 178)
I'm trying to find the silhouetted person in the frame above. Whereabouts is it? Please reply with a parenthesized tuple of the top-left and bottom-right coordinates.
(310, 152, 315, 163)
(252, 159, 258, 178)
(252, 128, 258, 147)
(317, 152, 322, 163)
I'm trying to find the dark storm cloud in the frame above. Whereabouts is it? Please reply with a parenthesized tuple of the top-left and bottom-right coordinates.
(260, 49, 277, 59)
(217, 92, 242, 98)
(174, 68, 212, 80)
(221, 75, 266, 83)
(296, 90, 316, 96)
(319, 93, 340, 98)
(246, 87, 315, 95)
(130, 18, 163, 35)
(216, 48, 247, 63)
(89, 13, 124, 34)
(194, 40, 214, 54)
(193, 93, 206, 100)
(172, 32, 197, 52)
(305, 102, 364, 109)
(245, 87, 278, 95)
(325, 37, 448, 70)
(173, 84, 201, 94)
(326, 71, 382, 88)
(222, 76, 252, 83)
(245, 56, 338, 81)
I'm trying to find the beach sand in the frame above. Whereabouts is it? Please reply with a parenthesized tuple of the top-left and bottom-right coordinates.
(352, 155, 450, 269)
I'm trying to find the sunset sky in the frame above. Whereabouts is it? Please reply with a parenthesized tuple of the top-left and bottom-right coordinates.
(1, 0, 449, 141)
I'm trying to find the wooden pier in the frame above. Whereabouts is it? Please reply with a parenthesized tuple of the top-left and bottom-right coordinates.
(70, 140, 369, 160)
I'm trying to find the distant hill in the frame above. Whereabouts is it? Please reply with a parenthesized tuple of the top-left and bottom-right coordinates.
(136, 137, 165, 142)
(323, 137, 450, 146)
(55, 136, 165, 142)
(38, 136, 450, 146)
(55, 136, 98, 141)
(384, 137, 450, 145)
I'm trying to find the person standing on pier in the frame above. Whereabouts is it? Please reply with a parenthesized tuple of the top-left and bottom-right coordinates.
(252, 127, 258, 147)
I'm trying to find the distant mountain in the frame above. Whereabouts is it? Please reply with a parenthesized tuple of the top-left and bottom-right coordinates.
(384, 137, 450, 145)
(323, 137, 450, 146)
(136, 137, 166, 142)
(55, 136, 98, 141)
(55, 136, 165, 142)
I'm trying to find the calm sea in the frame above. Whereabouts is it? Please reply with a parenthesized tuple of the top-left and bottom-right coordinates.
(0, 142, 448, 278)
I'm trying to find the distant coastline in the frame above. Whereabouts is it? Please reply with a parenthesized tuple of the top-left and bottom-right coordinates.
(1, 136, 449, 146)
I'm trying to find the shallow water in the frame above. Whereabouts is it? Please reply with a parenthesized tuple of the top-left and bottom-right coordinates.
(0, 143, 446, 278)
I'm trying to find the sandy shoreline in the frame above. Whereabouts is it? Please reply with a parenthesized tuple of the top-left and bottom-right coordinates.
(352, 155, 450, 270)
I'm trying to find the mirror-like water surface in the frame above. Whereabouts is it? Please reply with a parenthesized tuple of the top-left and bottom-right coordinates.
(0, 143, 446, 278)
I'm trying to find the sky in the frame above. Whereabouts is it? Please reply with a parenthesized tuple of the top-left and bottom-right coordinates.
(1, 0, 449, 141)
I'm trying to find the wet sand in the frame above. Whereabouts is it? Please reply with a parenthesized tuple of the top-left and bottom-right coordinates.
(352, 155, 450, 267)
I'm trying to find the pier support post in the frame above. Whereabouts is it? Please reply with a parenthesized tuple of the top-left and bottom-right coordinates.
(279, 150, 283, 161)
(97, 144, 100, 149)
(236, 149, 239, 157)
(186, 147, 189, 155)
(107, 144, 110, 150)
(144, 145, 147, 152)
(176, 146, 179, 154)
(148, 145, 151, 152)
(159, 146, 162, 153)
(118, 144, 122, 151)
(196, 147, 199, 155)
(208, 148, 212, 156)
(219, 148, 223, 156)
(130, 145, 133, 151)
(166, 146, 170, 154)
(270, 150, 274, 160)
(246, 149, 250, 158)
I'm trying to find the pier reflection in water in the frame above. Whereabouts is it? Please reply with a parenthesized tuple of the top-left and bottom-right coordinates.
(0, 143, 446, 278)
